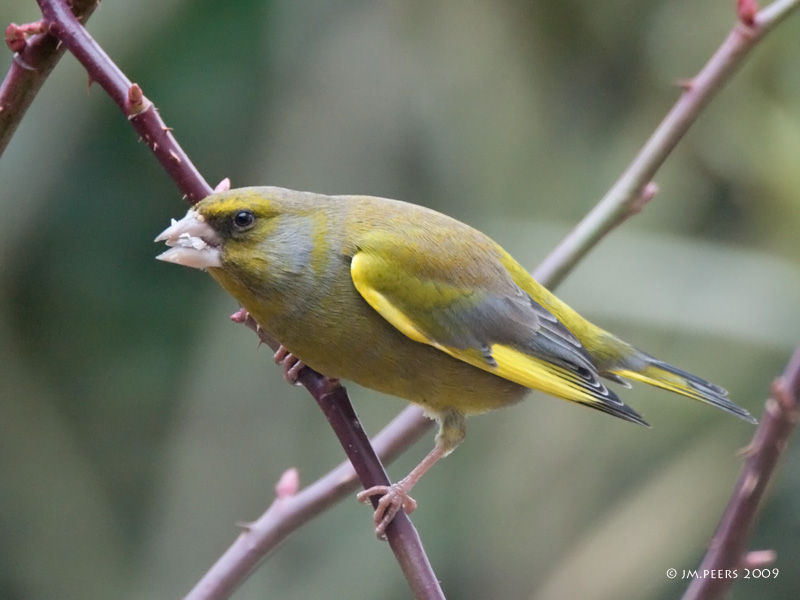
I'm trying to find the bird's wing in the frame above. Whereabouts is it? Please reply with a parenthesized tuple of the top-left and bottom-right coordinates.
(349, 235, 645, 424)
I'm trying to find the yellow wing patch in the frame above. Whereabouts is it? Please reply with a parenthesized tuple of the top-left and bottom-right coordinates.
(351, 251, 606, 407)
(350, 253, 429, 344)
(442, 343, 607, 407)
(614, 368, 706, 403)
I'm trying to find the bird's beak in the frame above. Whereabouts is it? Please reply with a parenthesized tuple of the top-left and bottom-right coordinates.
(155, 209, 223, 269)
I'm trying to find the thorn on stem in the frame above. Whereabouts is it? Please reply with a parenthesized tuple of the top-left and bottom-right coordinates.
(737, 0, 759, 26)
(215, 178, 232, 192)
(126, 83, 152, 119)
(235, 520, 255, 533)
(319, 377, 342, 398)
(676, 78, 695, 91)
(275, 468, 300, 498)
(739, 471, 759, 498)
(770, 376, 798, 413)
(735, 441, 757, 459)
(12, 53, 34, 71)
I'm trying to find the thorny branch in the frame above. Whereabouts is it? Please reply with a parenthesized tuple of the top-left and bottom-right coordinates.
(1, 0, 798, 599)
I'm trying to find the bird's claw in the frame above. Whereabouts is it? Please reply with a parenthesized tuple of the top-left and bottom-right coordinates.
(274, 346, 305, 384)
(357, 483, 418, 539)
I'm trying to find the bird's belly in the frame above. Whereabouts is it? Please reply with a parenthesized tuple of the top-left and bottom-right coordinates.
(259, 300, 528, 417)
(212, 265, 529, 417)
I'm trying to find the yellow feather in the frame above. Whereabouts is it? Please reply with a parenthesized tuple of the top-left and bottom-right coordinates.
(353, 252, 608, 409)
(614, 368, 706, 403)
(351, 253, 429, 344)
(443, 344, 607, 407)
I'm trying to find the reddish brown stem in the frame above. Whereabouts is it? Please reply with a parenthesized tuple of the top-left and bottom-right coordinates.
(533, 3, 781, 289)
(9, 1, 800, 599)
(682, 347, 800, 600)
(184, 405, 433, 600)
(31, 1, 444, 596)
(0, 1, 97, 157)
(233, 313, 445, 600)
(36, 0, 212, 203)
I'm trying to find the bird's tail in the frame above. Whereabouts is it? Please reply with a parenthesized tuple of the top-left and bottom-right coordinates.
(612, 355, 757, 424)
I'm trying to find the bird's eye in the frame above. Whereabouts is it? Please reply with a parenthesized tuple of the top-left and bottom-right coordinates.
(232, 210, 255, 230)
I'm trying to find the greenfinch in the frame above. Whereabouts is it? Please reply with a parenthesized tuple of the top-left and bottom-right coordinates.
(156, 186, 754, 536)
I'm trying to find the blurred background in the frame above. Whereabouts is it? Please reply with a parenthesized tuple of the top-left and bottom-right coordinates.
(2, 0, 799, 598)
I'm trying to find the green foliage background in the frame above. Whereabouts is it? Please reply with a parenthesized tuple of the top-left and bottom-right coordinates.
(2, 1, 799, 598)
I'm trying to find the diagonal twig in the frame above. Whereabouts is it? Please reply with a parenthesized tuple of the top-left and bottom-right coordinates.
(183, 405, 432, 600)
(37, 0, 211, 202)
(7, 0, 800, 598)
(0, 0, 98, 157)
(174, 1, 800, 597)
(682, 347, 800, 600)
(32, 0, 444, 597)
(534, 0, 800, 289)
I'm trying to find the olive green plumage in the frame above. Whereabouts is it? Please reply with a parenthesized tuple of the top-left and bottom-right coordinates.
(157, 186, 754, 457)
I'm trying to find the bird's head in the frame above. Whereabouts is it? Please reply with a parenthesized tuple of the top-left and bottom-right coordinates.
(154, 188, 294, 271)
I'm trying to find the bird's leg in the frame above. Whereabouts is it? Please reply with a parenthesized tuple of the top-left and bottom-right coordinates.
(357, 444, 446, 539)
(357, 410, 465, 539)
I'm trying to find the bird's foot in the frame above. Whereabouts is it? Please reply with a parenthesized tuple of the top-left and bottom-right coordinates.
(357, 482, 418, 540)
(274, 346, 306, 384)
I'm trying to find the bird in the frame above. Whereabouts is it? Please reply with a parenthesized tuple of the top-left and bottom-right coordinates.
(155, 185, 755, 537)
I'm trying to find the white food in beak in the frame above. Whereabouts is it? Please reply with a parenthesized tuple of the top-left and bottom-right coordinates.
(155, 210, 223, 269)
